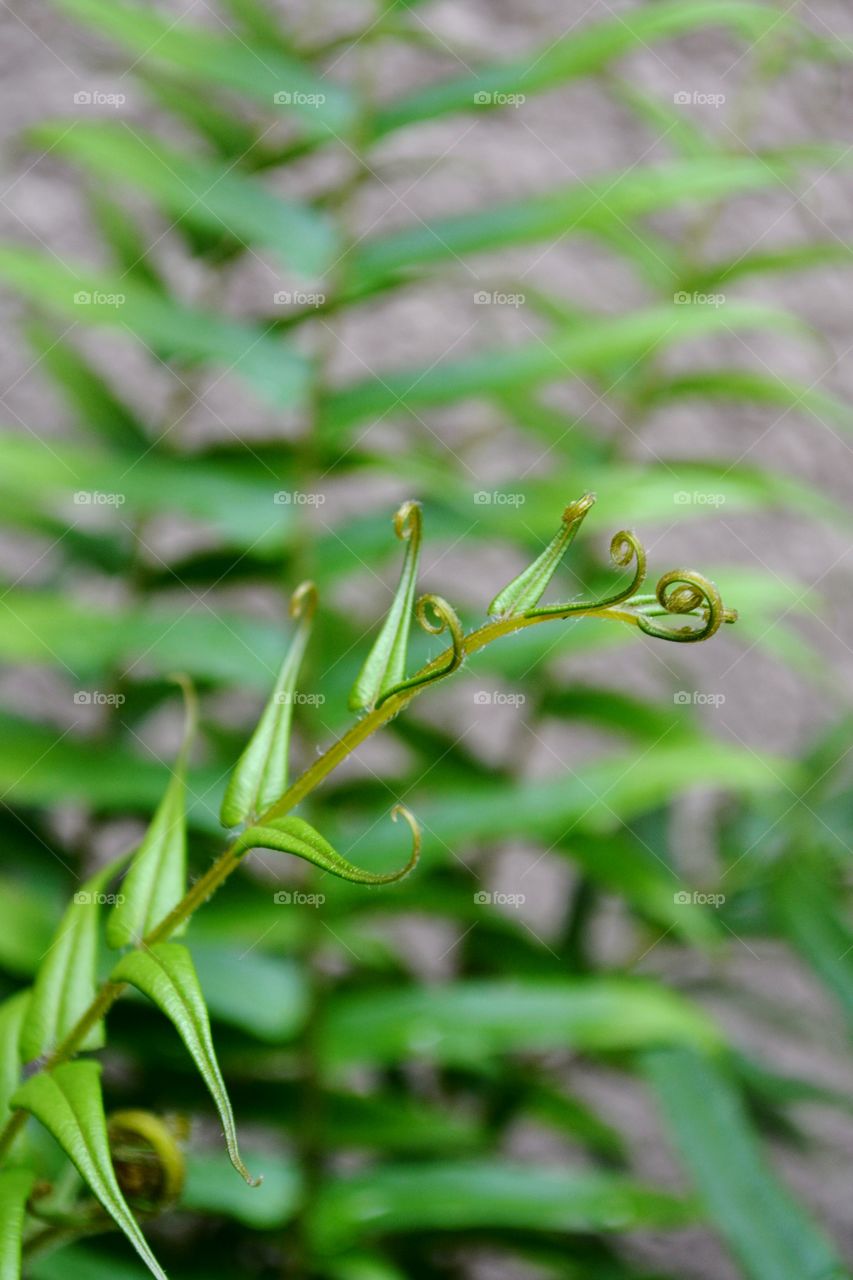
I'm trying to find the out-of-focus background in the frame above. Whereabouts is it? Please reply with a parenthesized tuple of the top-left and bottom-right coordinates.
(2, 2, 853, 1278)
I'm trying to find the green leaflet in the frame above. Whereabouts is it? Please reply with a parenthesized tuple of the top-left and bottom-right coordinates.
(0, 1167, 34, 1280)
(24, 319, 149, 451)
(107, 682, 196, 949)
(773, 852, 853, 1031)
(87, 188, 164, 293)
(321, 980, 720, 1069)
(645, 1047, 848, 1280)
(311, 1160, 692, 1253)
(488, 495, 595, 616)
(31, 123, 338, 277)
(349, 502, 423, 712)
(11, 1061, 168, 1280)
(0, 248, 310, 410)
(321, 302, 802, 433)
(233, 809, 420, 886)
(110, 943, 257, 1187)
(349, 155, 797, 286)
(0, 993, 29, 1125)
(48, 0, 355, 133)
(22, 854, 128, 1060)
(220, 583, 316, 829)
(373, 1, 793, 135)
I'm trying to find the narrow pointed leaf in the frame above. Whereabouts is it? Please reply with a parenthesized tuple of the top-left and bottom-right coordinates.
(49, 0, 355, 132)
(24, 319, 149, 450)
(107, 682, 195, 949)
(31, 123, 338, 276)
(110, 943, 257, 1187)
(220, 584, 316, 829)
(373, 1, 792, 134)
(0, 1167, 35, 1280)
(22, 855, 127, 1060)
(488, 495, 595, 616)
(321, 303, 801, 433)
(645, 1047, 846, 1280)
(234, 809, 420, 886)
(773, 852, 853, 1031)
(0, 248, 310, 410)
(11, 1061, 168, 1280)
(349, 502, 422, 711)
(0, 993, 29, 1124)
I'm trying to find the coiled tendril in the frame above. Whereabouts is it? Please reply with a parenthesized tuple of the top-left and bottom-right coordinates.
(376, 593, 464, 707)
(633, 569, 738, 643)
(525, 529, 647, 618)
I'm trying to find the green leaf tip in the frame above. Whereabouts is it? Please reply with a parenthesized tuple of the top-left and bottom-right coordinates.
(11, 1061, 170, 1280)
(233, 804, 421, 887)
(488, 492, 596, 617)
(111, 943, 261, 1188)
(107, 679, 196, 949)
(22, 851, 131, 1060)
(220, 581, 318, 829)
(349, 501, 423, 712)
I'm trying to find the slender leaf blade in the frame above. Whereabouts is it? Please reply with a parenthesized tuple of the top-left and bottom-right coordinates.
(32, 123, 338, 276)
(0, 993, 29, 1125)
(234, 812, 420, 886)
(321, 303, 803, 432)
(111, 943, 258, 1186)
(349, 502, 422, 711)
(0, 248, 309, 409)
(0, 1168, 35, 1280)
(645, 1047, 847, 1280)
(107, 684, 195, 948)
(374, 2, 794, 134)
(322, 980, 720, 1069)
(49, 0, 355, 132)
(220, 584, 316, 829)
(312, 1160, 692, 1252)
(22, 858, 125, 1060)
(11, 1061, 168, 1280)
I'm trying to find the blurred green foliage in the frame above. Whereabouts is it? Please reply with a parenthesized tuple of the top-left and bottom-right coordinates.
(1, 0, 853, 1277)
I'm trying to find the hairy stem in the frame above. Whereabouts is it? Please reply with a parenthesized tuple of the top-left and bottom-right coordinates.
(0, 600, 643, 1161)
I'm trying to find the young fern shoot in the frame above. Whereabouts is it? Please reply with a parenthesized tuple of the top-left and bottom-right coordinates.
(0, 495, 736, 1280)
